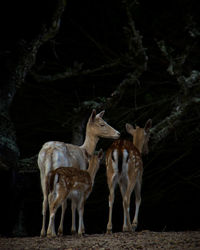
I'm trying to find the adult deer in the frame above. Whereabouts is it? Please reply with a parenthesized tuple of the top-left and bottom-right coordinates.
(38, 109, 120, 236)
(46, 149, 103, 237)
(106, 119, 152, 233)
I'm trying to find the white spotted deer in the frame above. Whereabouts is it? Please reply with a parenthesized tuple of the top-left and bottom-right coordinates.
(106, 119, 152, 233)
(46, 149, 103, 237)
(38, 109, 120, 236)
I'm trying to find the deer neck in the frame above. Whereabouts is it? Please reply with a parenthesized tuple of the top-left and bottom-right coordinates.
(81, 131, 99, 156)
(133, 138, 143, 154)
(87, 165, 99, 186)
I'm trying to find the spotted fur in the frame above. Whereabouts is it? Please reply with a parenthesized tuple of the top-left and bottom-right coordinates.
(46, 149, 103, 237)
(106, 119, 152, 233)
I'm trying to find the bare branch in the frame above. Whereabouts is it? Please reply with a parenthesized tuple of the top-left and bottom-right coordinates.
(30, 60, 120, 83)
(18, 155, 38, 173)
(14, 0, 66, 88)
(150, 70, 200, 148)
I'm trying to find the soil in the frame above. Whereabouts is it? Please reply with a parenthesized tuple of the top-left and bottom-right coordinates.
(0, 231, 200, 250)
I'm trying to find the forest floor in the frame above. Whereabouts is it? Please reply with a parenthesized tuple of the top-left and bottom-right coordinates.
(0, 230, 200, 249)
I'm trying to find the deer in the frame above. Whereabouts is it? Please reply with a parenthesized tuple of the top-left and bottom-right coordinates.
(106, 119, 152, 233)
(38, 109, 120, 236)
(46, 149, 103, 237)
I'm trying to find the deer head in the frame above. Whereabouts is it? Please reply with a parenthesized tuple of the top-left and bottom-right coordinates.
(87, 109, 120, 139)
(126, 119, 152, 154)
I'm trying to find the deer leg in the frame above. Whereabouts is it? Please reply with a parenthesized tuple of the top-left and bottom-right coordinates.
(122, 193, 132, 232)
(47, 191, 68, 237)
(40, 195, 48, 237)
(71, 199, 77, 235)
(119, 180, 130, 232)
(58, 200, 67, 236)
(106, 175, 117, 234)
(122, 180, 136, 232)
(40, 177, 48, 237)
(132, 180, 142, 231)
(77, 197, 85, 237)
(47, 193, 58, 237)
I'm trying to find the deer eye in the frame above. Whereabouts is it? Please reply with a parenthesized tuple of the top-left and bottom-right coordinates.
(100, 124, 105, 127)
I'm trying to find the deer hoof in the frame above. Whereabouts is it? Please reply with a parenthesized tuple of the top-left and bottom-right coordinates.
(71, 230, 77, 235)
(47, 232, 56, 238)
(78, 233, 84, 237)
(40, 229, 46, 237)
(57, 231, 63, 237)
(132, 223, 137, 232)
(123, 226, 133, 233)
(106, 229, 112, 234)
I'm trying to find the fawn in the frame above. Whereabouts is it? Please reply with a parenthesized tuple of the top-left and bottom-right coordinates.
(46, 149, 103, 237)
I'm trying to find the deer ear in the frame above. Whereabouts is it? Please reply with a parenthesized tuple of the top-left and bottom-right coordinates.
(89, 109, 96, 122)
(144, 119, 152, 132)
(98, 148, 104, 159)
(96, 110, 105, 118)
(126, 123, 134, 134)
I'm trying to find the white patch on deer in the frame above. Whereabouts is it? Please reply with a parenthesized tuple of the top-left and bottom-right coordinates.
(69, 190, 77, 197)
(73, 182, 78, 187)
(54, 173, 58, 184)
(112, 149, 118, 174)
(136, 161, 140, 166)
(54, 176, 60, 199)
(122, 149, 129, 172)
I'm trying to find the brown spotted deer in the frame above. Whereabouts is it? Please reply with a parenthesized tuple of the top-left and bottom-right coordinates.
(38, 109, 120, 236)
(46, 149, 103, 237)
(106, 119, 152, 233)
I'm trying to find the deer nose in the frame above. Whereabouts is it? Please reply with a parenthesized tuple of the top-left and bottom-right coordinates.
(116, 131, 120, 138)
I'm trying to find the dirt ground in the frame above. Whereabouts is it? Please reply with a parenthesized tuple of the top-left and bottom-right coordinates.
(0, 231, 200, 250)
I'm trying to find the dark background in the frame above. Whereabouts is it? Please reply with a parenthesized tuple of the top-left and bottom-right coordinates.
(0, 0, 200, 236)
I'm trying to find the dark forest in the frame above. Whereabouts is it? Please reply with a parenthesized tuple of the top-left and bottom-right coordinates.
(0, 0, 200, 237)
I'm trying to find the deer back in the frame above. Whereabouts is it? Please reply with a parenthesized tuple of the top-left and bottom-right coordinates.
(48, 167, 92, 195)
(106, 140, 143, 177)
(38, 141, 88, 178)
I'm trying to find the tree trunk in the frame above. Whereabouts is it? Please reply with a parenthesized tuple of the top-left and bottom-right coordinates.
(0, 0, 66, 236)
(0, 0, 66, 171)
